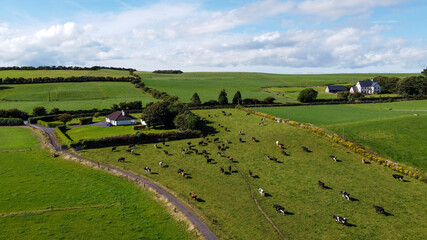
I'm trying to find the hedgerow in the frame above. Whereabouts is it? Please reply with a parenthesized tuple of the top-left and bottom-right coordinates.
(0, 118, 23, 126)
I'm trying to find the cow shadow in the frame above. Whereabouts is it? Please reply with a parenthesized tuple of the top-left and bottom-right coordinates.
(232, 170, 238, 173)
(162, 165, 169, 168)
(349, 197, 359, 202)
(383, 211, 394, 216)
(252, 175, 260, 179)
(133, 153, 140, 156)
(0, 86, 13, 90)
(224, 172, 231, 175)
(402, 179, 411, 182)
(186, 176, 192, 179)
(240, 140, 246, 143)
(150, 172, 159, 175)
(264, 193, 272, 197)
(274, 160, 283, 163)
(196, 198, 205, 203)
(284, 211, 294, 215)
(344, 223, 357, 227)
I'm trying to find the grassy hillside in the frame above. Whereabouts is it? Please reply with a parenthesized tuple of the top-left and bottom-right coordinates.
(0, 69, 130, 78)
(139, 72, 416, 103)
(78, 109, 427, 240)
(0, 127, 192, 239)
(254, 100, 427, 170)
(0, 82, 156, 113)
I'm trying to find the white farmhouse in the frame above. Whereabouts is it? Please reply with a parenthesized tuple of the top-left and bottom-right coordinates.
(105, 110, 138, 126)
(350, 80, 381, 94)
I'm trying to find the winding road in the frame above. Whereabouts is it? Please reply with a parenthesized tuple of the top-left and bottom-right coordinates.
(28, 123, 218, 240)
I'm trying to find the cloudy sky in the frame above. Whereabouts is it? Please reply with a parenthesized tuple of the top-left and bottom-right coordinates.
(0, 0, 426, 73)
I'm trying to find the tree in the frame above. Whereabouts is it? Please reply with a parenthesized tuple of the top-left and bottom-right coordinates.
(218, 89, 228, 105)
(57, 113, 72, 124)
(32, 106, 46, 116)
(119, 102, 127, 110)
(50, 107, 60, 114)
(141, 102, 174, 128)
(422, 68, 427, 77)
(232, 91, 242, 104)
(349, 92, 364, 100)
(190, 92, 201, 105)
(337, 91, 350, 100)
(263, 96, 275, 104)
(297, 88, 318, 103)
(111, 104, 119, 111)
(397, 76, 419, 96)
(174, 111, 200, 130)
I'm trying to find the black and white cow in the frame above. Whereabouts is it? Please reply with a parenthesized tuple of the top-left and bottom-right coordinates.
(273, 205, 285, 215)
(144, 167, 151, 173)
(340, 191, 350, 201)
(333, 215, 347, 225)
(159, 161, 163, 167)
(258, 187, 265, 196)
(373, 205, 385, 214)
(330, 155, 337, 162)
(392, 174, 404, 181)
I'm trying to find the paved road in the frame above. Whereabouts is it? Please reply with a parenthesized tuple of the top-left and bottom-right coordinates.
(28, 123, 218, 240)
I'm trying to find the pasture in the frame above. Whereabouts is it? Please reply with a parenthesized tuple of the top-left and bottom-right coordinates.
(0, 82, 156, 113)
(78, 109, 427, 240)
(0, 127, 193, 239)
(138, 72, 416, 103)
(254, 100, 427, 171)
(0, 127, 40, 151)
(0, 69, 130, 78)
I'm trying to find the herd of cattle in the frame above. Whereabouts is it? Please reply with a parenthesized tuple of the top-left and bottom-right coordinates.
(112, 110, 405, 227)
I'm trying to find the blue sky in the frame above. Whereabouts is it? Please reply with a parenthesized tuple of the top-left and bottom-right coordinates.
(0, 0, 425, 73)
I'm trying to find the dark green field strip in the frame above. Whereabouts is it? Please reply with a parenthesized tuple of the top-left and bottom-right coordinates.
(79, 109, 427, 240)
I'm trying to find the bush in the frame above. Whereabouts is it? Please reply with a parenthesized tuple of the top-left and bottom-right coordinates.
(79, 117, 93, 125)
(28, 115, 58, 124)
(0, 108, 28, 119)
(218, 89, 228, 105)
(297, 88, 318, 103)
(174, 111, 200, 130)
(55, 126, 73, 145)
(37, 120, 64, 128)
(0, 118, 23, 126)
(32, 106, 47, 116)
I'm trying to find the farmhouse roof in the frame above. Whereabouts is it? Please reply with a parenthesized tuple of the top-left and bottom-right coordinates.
(326, 85, 347, 91)
(106, 111, 136, 121)
(358, 80, 378, 87)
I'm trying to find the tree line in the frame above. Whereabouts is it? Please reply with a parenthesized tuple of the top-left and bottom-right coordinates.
(374, 72, 427, 97)
(0, 76, 138, 84)
(189, 89, 276, 106)
(152, 70, 183, 74)
(0, 66, 136, 72)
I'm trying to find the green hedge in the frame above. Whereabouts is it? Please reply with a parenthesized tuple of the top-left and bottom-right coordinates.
(0, 118, 24, 126)
(55, 126, 73, 145)
(79, 117, 93, 125)
(37, 120, 64, 128)
(28, 115, 58, 124)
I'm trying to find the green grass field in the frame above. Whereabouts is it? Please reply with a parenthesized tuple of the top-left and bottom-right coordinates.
(78, 109, 427, 240)
(65, 125, 173, 142)
(254, 100, 427, 170)
(0, 127, 40, 151)
(0, 127, 193, 239)
(0, 69, 130, 78)
(139, 72, 416, 103)
(0, 82, 156, 113)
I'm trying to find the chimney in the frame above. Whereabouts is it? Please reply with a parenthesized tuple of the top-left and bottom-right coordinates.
(121, 110, 125, 116)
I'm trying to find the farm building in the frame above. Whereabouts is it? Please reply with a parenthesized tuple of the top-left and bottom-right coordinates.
(325, 85, 347, 93)
(105, 110, 138, 126)
(350, 80, 381, 94)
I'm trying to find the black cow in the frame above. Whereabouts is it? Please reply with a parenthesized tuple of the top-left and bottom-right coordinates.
(273, 205, 285, 215)
(220, 167, 224, 174)
(177, 168, 184, 174)
(228, 165, 232, 172)
(392, 174, 404, 181)
(302, 146, 309, 152)
(217, 152, 222, 157)
(340, 191, 350, 201)
(213, 138, 219, 142)
(333, 215, 347, 225)
(128, 144, 135, 148)
(239, 138, 243, 143)
(163, 150, 169, 154)
(251, 137, 256, 142)
(373, 205, 385, 214)
(248, 170, 253, 178)
(111, 147, 116, 152)
(281, 150, 288, 156)
(318, 181, 326, 189)
(194, 149, 198, 154)
(118, 157, 125, 162)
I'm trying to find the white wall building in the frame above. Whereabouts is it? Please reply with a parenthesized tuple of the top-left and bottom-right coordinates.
(350, 80, 381, 94)
(105, 110, 138, 126)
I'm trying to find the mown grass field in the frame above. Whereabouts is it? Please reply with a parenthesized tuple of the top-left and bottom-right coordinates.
(0, 69, 130, 78)
(0, 127, 193, 239)
(138, 72, 416, 103)
(254, 100, 427, 171)
(78, 109, 427, 240)
(65, 125, 174, 142)
(0, 127, 40, 151)
(0, 82, 156, 113)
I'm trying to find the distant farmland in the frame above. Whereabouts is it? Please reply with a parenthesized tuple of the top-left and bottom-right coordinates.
(0, 69, 131, 78)
(139, 72, 416, 103)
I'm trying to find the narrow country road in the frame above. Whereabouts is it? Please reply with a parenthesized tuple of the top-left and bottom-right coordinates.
(28, 123, 219, 240)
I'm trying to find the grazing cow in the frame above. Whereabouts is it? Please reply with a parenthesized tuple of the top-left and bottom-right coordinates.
(273, 205, 285, 215)
(392, 174, 404, 181)
(228, 113, 232, 116)
(225, 128, 228, 132)
(272, 157, 278, 162)
(198, 141, 204, 146)
(125, 149, 131, 153)
(130, 149, 134, 155)
(187, 142, 191, 146)
(266, 155, 271, 160)
(225, 139, 229, 144)
(111, 147, 116, 152)
(177, 169, 184, 174)
(206, 158, 212, 164)
(361, 158, 366, 163)
(251, 137, 257, 142)
(248, 170, 253, 178)
(318, 181, 326, 189)
(258, 188, 265, 196)
(217, 152, 222, 157)
(340, 191, 350, 201)
(281, 150, 288, 156)
(190, 192, 197, 200)
(246, 113, 250, 115)
(144, 167, 151, 173)
(118, 157, 125, 162)
(228, 156, 234, 162)
(330, 155, 337, 162)
(239, 138, 243, 143)
(181, 171, 186, 177)
(213, 138, 219, 142)
(163, 150, 169, 154)
(181, 148, 186, 154)
(159, 161, 163, 167)
(228, 165, 232, 173)
(276, 140, 279, 146)
(220, 167, 224, 174)
(128, 144, 135, 148)
(373, 205, 385, 214)
(259, 122, 264, 126)
(278, 144, 284, 149)
(239, 131, 242, 135)
(261, 118, 265, 121)
(302, 146, 309, 152)
(333, 215, 347, 225)
(202, 150, 207, 154)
